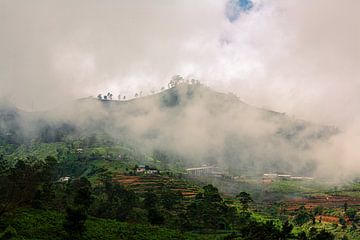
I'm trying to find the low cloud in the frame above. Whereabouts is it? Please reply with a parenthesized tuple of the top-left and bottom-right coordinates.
(1, 0, 359, 126)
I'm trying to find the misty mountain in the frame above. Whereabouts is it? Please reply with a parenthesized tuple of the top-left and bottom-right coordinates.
(0, 84, 338, 176)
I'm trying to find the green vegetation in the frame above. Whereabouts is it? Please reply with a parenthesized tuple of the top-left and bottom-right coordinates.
(0, 113, 357, 239)
(1, 209, 218, 240)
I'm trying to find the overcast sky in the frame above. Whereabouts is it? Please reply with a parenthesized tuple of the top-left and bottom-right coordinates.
(0, 0, 359, 126)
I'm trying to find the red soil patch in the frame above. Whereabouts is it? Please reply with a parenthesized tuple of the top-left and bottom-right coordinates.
(285, 195, 360, 211)
(182, 192, 197, 196)
(315, 215, 340, 224)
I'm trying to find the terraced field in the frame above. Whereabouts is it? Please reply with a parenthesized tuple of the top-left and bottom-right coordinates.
(285, 195, 360, 211)
(113, 174, 199, 198)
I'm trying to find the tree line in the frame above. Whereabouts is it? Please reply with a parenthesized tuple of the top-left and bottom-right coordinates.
(96, 75, 201, 101)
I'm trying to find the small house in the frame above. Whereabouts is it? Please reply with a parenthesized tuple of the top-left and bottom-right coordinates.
(135, 165, 159, 175)
(76, 148, 83, 154)
(136, 165, 146, 173)
(278, 174, 292, 180)
(58, 176, 70, 183)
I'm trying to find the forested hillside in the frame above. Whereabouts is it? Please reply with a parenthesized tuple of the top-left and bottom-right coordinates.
(0, 84, 338, 176)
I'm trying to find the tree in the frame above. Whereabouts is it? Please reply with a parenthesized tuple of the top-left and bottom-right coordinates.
(235, 219, 286, 240)
(74, 182, 92, 209)
(310, 206, 324, 225)
(185, 184, 235, 230)
(143, 191, 158, 209)
(43, 156, 59, 182)
(0, 155, 8, 174)
(142, 191, 165, 225)
(147, 208, 164, 225)
(293, 206, 311, 226)
(236, 192, 253, 211)
(313, 205, 324, 216)
(309, 228, 335, 240)
(339, 216, 347, 228)
(64, 177, 92, 239)
(168, 75, 183, 88)
(341, 235, 349, 240)
(202, 184, 222, 202)
(160, 189, 183, 210)
(0, 226, 17, 239)
(91, 177, 138, 221)
(351, 222, 357, 231)
(32, 156, 59, 209)
(345, 208, 357, 222)
(297, 231, 308, 240)
(0, 159, 46, 216)
(279, 220, 293, 240)
(64, 206, 87, 240)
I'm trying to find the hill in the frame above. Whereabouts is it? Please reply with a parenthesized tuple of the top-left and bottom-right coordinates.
(0, 83, 338, 176)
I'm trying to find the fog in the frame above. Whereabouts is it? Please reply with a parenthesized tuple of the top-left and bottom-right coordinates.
(0, 0, 359, 180)
(31, 84, 336, 179)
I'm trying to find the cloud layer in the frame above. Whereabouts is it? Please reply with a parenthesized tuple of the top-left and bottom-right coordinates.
(1, 0, 359, 126)
(0, 0, 359, 180)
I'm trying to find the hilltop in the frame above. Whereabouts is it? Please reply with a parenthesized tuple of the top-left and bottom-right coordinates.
(0, 83, 338, 176)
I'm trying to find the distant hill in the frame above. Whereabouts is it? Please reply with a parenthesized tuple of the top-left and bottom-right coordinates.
(0, 84, 339, 175)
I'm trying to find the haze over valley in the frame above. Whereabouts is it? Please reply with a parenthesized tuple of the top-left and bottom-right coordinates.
(1, 1, 359, 239)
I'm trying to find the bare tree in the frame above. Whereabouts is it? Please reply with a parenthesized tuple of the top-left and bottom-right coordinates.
(168, 75, 183, 88)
